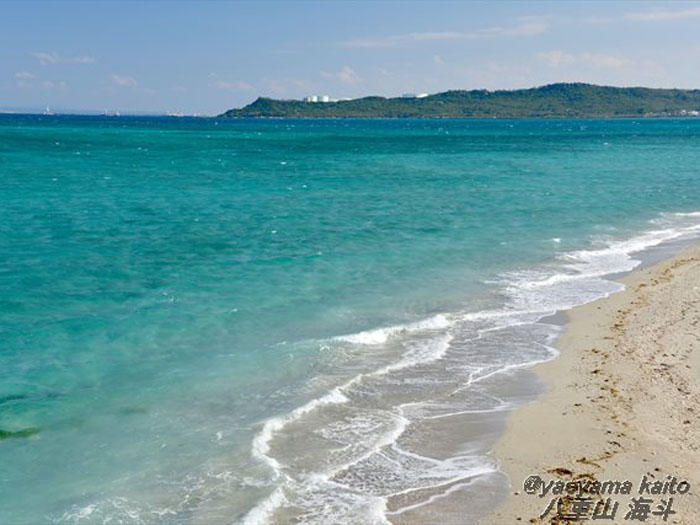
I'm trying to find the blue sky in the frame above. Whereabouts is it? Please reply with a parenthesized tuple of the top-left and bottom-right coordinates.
(2, 1, 700, 115)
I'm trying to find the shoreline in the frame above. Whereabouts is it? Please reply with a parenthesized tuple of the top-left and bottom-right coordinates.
(485, 242, 700, 524)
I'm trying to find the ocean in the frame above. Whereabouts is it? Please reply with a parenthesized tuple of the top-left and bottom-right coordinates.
(1, 115, 700, 524)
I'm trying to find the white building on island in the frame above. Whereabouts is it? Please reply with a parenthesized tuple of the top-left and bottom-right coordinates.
(303, 95, 332, 103)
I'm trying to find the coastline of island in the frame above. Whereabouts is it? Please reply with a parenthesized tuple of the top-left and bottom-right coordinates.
(219, 83, 700, 119)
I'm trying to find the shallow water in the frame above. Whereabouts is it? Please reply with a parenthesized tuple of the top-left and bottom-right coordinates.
(1, 115, 700, 523)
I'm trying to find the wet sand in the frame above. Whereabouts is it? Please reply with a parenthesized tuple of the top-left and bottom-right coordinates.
(487, 243, 700, 524)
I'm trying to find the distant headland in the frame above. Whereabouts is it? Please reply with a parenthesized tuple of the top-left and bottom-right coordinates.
(219, 83, 700, 119)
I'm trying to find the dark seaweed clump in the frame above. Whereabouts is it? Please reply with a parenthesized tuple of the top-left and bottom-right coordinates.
(0, 427, 41, 440)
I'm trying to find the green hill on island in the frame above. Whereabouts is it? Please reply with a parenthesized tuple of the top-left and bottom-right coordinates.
(219, 83, 700, 119)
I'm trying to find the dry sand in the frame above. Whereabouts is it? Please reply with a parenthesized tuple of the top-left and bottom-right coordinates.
(486, 243, 700, 524)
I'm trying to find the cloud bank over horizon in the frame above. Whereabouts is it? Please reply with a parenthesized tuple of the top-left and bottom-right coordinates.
(2, 1, 700, 114)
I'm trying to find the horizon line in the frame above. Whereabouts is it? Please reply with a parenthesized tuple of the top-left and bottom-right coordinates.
(6, 82, 700, 117)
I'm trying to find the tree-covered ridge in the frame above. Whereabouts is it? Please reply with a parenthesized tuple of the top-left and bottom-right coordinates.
(219, 83, 700, 118)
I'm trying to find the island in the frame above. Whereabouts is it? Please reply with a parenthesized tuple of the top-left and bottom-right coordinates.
(219, 83, 700, 119)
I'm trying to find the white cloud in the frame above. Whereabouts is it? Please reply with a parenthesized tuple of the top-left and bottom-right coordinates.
(537, 50, 631, 69)
(580, 53, 629, 68)
(536, 50, 575, 67)
(339, 36, 400, 49)
(41, 80, 68, 89)
(338, 66, 360, 83)
(625, 6, 700, 21)
(112, 74, 138, 88)
(32, 51, 95, 65)
(32, 52, 60, 65)
(485, 17, 549, 37)
(581, 16, 615, 25)
(321, 65, 361, 84)
(514, 19, 549, 36)
(15, 71, 36, 80)
(408, 31, 466, 42)
(15, 72, 68, 90)
(214, 80, 254, 91)
(73, 56, 95, 64)
(340, 16, 548, 49)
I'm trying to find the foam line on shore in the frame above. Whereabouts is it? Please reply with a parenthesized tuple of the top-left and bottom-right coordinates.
(242, 210, 700, 524)
(335, 314, 451, 345)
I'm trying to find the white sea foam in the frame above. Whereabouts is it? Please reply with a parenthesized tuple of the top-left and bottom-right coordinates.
(250, 336, 453, 477)
(469, 344, 559, 386)
(243, 210, 700, 524)
(251, 386, 349, 473)
(504, 218, 700, 314)
(244, 333, 454, 523)
(372, 333, 453, 376)
(335, 313, 451, 345)
(56, 498, 144, 524)
(241, 487, 287, 525)
(384, 467, 496, 516)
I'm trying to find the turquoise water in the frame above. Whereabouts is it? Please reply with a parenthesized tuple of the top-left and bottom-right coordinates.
(1, 115, 700, 523)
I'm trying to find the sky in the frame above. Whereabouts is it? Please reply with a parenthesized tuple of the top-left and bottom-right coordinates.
(2, 0, 700, 115)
